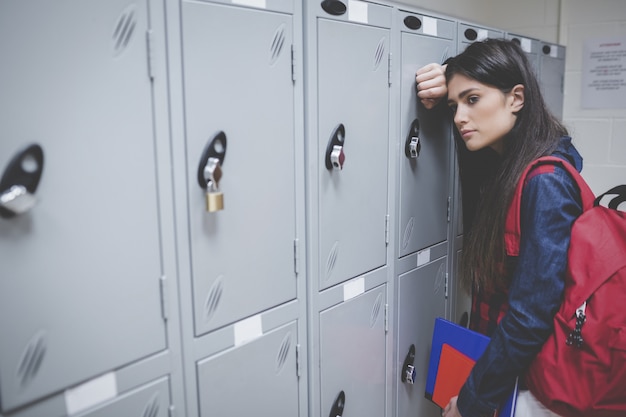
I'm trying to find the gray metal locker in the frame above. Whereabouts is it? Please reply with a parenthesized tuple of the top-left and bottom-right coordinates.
(458, 22, 504, 52)
(0, 0, 170, 412)
(179, 0, 298, 336)
(396, 257, 447, 417)
(196, 321, 300, 417)
(73, 378, 171, 417)
(314, 2, 392, 290)
(397, 10, 454, 258)
(506, 33, 541, 76)
(451, 246, 471, 327)
(539, 42, 566, 120)
(319, 285, 387, 417)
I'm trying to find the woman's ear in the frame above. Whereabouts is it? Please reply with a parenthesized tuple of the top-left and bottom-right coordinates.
(510, 84, 525, 113)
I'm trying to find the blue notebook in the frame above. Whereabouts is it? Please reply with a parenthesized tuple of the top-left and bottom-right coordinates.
(425, 317, 518, 417)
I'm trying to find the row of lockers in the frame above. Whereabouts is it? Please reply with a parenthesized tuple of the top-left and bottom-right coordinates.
(0, 0, 564, 416)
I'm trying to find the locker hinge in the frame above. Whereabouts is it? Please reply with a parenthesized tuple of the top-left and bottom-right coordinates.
(291, 44, 296, 83)
(384, 214, 390, 245)
(296, 343, 301, 377)
(444, 272, 449, 299)
(159, 275, 168, 321)
(294, 238, 300, 276)
(447, 196, 451, 222)
(168, 405, 176, 417)
(388, 52, 392, 86)
(146, 29, 155, 80)
(384, 304, 389, 333)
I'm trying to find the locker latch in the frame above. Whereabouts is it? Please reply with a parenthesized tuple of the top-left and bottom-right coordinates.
(321, 0, 347, 16)
(328, 390, 346, 417)
(401, 344, 417, 384)
(405, 119, 421, 159)
(0, 143, 44, 219)
(325, 123, 346, 170)
(198, 131, 227, 212)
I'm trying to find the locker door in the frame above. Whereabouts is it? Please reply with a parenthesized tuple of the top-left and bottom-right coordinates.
(181, 2, 297, 336)
(317, 18, 390, 290)
(75, 378, 170, 417)
(398, 13, 454, 258)
(319, 285, 387, 417)
(452, 247, 471, 327)
(506, 34, 540, 77)
(196, 322, 299, 417)
(396, 258, 447, 417)
(0, 1, 166, 411)
(539, 43, 566, 120)
(458, 23, 503, 52)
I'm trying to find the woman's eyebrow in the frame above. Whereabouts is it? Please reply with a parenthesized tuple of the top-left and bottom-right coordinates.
(447, 88, 478, 105)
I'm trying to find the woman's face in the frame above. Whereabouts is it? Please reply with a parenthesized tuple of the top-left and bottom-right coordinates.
(447, 73, 523, 154)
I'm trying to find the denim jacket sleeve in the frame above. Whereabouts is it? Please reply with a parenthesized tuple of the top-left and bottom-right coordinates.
(456, 164, 583, 417)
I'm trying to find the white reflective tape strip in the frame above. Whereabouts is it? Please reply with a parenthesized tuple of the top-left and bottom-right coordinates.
(550, 45, 558, 57)
(348, 0, 368, 24)
(65, 372, 117, 415)
(477, 29, 488, 41)
(234, 314, 263, 346)
(521, 38, 532, 53)
(417, 248, 431, 267)
(232, 0, 266, 8)
(423, 16, 437, 37)
(343, 277, 365, 301)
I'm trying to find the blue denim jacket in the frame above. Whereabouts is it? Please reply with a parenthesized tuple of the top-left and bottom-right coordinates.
(457, 136, 584, 417)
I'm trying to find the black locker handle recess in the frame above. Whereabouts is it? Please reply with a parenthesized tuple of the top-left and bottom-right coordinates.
(321, 0, 347, 16)
(197, 131, 227, 189)
(325, 124, 346, 170)
(405, 119, 421, 159)
(329, 390, 346, 417)
(404, 16, 422, 31)
(0, 143, 44, 219)
(401, 344, 417, 384)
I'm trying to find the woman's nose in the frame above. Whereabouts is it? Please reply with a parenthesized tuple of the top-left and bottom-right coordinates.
(454, 106, 467, 126)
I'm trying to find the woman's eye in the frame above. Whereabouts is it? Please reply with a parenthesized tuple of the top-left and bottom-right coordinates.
(468, 96, 479, 104)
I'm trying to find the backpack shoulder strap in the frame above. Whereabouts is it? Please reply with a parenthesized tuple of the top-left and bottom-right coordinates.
(504, 156, 595, 256)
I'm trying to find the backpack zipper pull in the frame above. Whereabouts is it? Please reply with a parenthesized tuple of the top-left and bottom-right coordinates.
(566, 300, 587, 348)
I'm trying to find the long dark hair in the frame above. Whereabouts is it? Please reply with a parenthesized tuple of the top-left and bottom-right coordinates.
(446, 39, 569, 292)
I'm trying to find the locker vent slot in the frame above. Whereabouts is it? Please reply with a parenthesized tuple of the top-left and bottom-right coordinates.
(204, 276, 224, 323)
(325, 241, 339, 281)
(373, 38, 386, 70)
(17, 331, 46, 386)
(370, 293, 383, 328)
(275, 332, 292, 374)
(112, 4, 137, 56)
(270, 24, 286, 65)
(142, 394, 160, 417)
(402, 217, 415, 250)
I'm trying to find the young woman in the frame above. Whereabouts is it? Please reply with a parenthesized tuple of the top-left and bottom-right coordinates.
(415, 39, 582, 417)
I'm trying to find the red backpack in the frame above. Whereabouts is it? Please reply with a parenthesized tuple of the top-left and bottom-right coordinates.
(505, 156, 626, 417)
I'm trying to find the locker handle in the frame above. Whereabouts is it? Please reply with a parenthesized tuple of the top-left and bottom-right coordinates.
(329, 390, 346, 417)
(401, 344, 417, 384)
(404, 16, 422, 31)
(405, 119, 421, 159)
(325, 124, 346, 170)
(321, 0, 347, 16)
(197, 131, 227, 189)
(0, 143, 44, 219)
(464, 28, 478, 41)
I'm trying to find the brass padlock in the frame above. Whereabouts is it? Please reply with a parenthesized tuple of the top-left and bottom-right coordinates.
(206, 186, 224, 212)
(205, 179, 224, 212)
